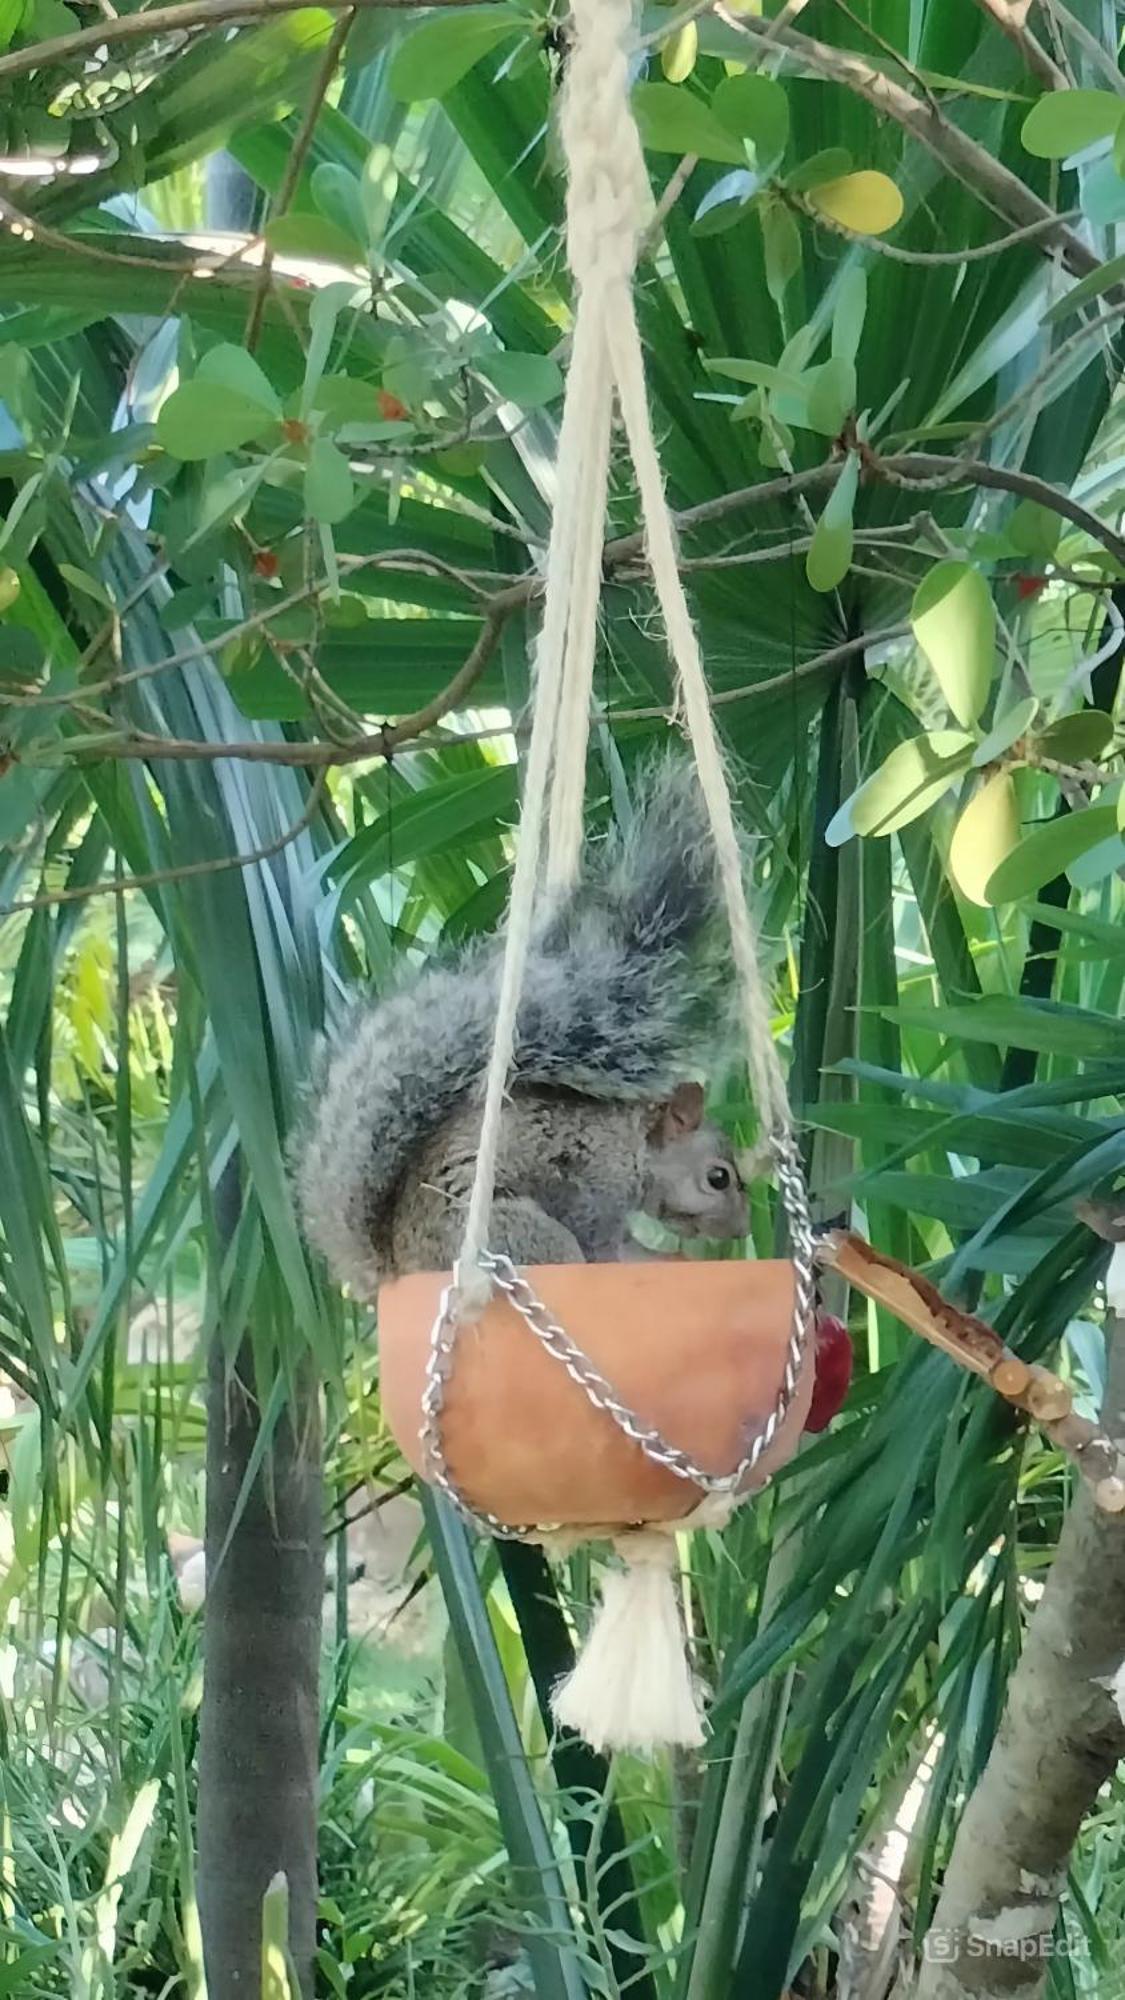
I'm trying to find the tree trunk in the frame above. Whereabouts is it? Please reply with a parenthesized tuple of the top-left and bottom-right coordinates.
(916, 1316, 1125, 2000)
(197, 1337, 324, 1997)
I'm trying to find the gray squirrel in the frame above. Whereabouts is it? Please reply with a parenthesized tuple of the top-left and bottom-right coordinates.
(295, 757, 749, 1295)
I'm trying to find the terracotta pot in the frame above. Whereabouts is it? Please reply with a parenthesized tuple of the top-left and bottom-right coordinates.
(378, 1260, 813, 1529)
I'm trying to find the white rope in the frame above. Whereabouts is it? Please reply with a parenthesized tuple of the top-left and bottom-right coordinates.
(458, 0, 651, 1288)
(604, 289, 795, 1140)
(460, 0, 795, 1290)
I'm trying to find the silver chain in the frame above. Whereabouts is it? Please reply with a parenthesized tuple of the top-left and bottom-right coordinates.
(419, 1128, 817, 1541)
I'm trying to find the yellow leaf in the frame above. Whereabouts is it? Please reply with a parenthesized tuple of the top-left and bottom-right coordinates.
(807, 170, 904, 236)
(724, 59, 747, 76)
(949, 771, 1020, 907)
(661, 19, 698, 81)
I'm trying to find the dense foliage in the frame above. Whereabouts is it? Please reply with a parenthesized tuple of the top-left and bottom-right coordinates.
(2, 1, 1125, 1995)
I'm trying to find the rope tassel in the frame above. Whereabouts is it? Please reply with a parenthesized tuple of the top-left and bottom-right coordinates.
(552, 1533, 705, 1753)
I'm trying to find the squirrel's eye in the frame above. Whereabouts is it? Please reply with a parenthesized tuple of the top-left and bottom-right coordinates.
(707, 1164, 731, 1191)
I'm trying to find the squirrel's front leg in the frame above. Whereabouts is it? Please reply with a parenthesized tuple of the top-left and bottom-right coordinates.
(487, 1196, 586, 1268)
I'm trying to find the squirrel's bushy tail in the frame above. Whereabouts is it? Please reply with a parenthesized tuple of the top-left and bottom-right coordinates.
(294, 754, 729, 1297)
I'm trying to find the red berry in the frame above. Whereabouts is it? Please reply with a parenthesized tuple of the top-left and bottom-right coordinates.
(377, 388, 409, 422)
(1015, 574, 1045, 600)
(804, 1312, 853, 1433)
(253, 549, 279, 579)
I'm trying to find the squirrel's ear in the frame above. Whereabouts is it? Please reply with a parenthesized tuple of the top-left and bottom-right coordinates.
(653, 1080, 705, 1140)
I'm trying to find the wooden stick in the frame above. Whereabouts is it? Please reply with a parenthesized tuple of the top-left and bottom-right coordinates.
(818, 1232, 1125, 1514)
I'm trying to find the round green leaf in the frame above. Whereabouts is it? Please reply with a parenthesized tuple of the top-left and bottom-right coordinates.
(196, 343, 280, 414)
(971, 695, 1038, 767)
(661, 20, 698, 82)
(478, 351, 563, 409)
(304, 438, 354, 525)
(711, 73, 789, 165)
(949, 770, 1020, 906)
(631, 82, 745, 164)
(1007, 499, 1062, 562)
(157, 383, 278, 461)
(1035, 710, 1114, 761)
(1069, 831, 1125, 889)
(1021, 89, 1124, 161)
(912, 560, 995, 728)
(826, 730, 975, 843)
(787, 148, 852, 195)
(389, 7, 517, 103)
(985, 804, 1118, 902)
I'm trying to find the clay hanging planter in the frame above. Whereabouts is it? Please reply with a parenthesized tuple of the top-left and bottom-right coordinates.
(378, 1259, 813, 1529)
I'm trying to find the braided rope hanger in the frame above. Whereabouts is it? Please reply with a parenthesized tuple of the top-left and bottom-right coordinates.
(419, 0, 816, 1744)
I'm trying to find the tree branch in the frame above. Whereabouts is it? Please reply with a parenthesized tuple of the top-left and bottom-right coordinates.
(244, 7, 355, 354)
(730, 13, 1098, 277)
(972, 0, 1068, 90)
(916, 1312, 1125, 2000)
(0, 0, 481, 84)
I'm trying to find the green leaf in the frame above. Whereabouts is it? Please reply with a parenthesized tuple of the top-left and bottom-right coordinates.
(156, 383, 278, 461)
(196, 342, 281, 413)
(0, 566, 19, 614)
(56, 561, 113, 609)
(912, 560, 995, 728)
(693, 168, 759, 235)
(660, 19, 698, 81)
(477, 351, 563, 408)
(1118, 787, 1125, 833)
(264, 214, 365, 267)
(361, 142, 399, 249)
(949, 770, 1020, 906)
(831, 267, 867, 367)
(302, 279, 360, 415)
(972, 695, 1038, 766)
(1021, 88, 1124, 161)
(985, 805, 1118, 902)
(304, 437, 354, 524)
(806, 449, 858, 593)
(310, 164, 369, 252)
(806, 355, 856, 436)
(630, 82, 745, 164)
(1045, 252, 1125, 323)
(389, 7, 518, 102)
(1035, 710, 1114, 760)
(827, 730, 975, 842)
(711, 72, 789, 166)
(787, 147, 852, 195)
(1007, 499, 1062, 561)
(761, 200, 801, 306)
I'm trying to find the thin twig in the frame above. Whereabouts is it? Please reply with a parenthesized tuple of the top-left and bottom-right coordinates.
(722, 10, 1098, 276)
(796, 201, 1084, 267)
(0, 0, 479, 84)
(972, 0, 1068, 89)
(0, 772, 327, 918)
(245, 7, 355, 355)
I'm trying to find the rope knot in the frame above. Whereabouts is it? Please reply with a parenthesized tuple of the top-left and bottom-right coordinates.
(561, 0, 652, 291)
